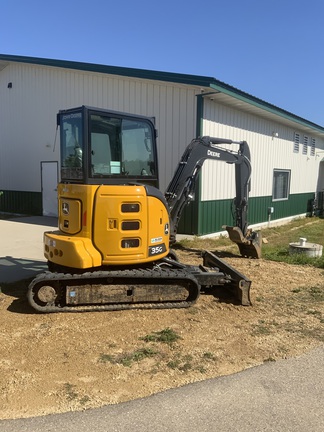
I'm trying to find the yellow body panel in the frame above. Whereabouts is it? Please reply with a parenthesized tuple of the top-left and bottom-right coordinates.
(44, 231, 102, 269)
(44, 183, 170, 269)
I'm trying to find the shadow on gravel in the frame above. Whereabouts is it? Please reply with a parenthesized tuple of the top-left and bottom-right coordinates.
(0, 277, 36, 314)
(0, 256, 47, 314)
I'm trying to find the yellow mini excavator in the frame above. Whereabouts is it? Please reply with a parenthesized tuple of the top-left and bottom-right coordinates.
(28, 106, 261, 312)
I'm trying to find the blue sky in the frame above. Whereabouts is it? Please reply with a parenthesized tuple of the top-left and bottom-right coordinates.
(1, 0, 324, 125)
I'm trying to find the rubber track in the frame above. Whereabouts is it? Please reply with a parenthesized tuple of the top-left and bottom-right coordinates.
(27, 268, 200, 313)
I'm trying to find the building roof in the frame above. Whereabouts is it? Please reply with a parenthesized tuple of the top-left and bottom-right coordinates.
(1, 53, 323, 135)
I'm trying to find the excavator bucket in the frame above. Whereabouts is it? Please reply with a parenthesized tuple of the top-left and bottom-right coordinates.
(224, 226, 262, 259)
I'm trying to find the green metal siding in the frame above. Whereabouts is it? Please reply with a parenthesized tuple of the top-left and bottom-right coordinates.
(248, 193, 315, 225)
(178, 192, 315, 236)
(177, 180, 200, 235)
(0, 190, 42, 216)
(177, 200, 199, 235)
(197, 199, 233, 235)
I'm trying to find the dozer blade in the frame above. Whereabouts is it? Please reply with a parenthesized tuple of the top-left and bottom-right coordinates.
(201, 250, 252, 306)
(224, 226, 262, 259)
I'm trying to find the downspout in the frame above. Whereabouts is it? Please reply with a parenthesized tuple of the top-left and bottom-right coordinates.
(195, 93, 204, 235)
(195, 91, 222, 235)
(196, 93, 204, 138)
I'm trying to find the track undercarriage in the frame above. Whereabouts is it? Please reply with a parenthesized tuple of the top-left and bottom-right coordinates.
(27, 251, 252, 313)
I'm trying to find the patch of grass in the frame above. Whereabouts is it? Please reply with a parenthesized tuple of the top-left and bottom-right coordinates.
(292, 288, 301, 293)
(186, 306, 199, 315)
(79, 396, 91, 406)
(128, 348, 158, 363)
(179, 362, 192, 372)
(166, 352, 209, 374)
(263, 356, 276, 363)
(141, 327, 214, 374)
(300, 328, 324, 343)
(167, 354, 193, 372)
(178, 235, 232, 251)
(98, 347, 159, 367)
(261, 218, 324, 268)
(202, 351, 216, 361)
(251, 320, 272, 336)
(291, 285, 324, 303)
(98, 353, 114, 363)
(262, 217, 324, 244)
(167, 359, 181, 370)
(309, 286, 324, 301)
(63, 383, 79, 401)
(252, 325, 271, 336)
(263, 245, 324, 268)
(282, 318, 324, 342)
(62, 383, 90, 406)
(140, 328, 182, 345)
(108, 342, 117, 348)
(306, 309, 322, 317)
(196, 366, 207, 374)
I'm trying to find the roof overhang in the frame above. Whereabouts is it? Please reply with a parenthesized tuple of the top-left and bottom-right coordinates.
(200, 86, 324, 138)
(207, 83, 324, 137)
(1, 53, 323, 137)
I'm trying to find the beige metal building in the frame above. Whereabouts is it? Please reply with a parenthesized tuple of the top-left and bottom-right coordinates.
(0, 54, 324, 235)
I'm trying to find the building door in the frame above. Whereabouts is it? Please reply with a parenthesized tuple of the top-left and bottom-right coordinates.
(41, 161, 58, 216)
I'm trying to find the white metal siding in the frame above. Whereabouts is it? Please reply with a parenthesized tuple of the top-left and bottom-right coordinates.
(0, 62, 198, 193)
(1, 61, 324, 210)
(201, 99, 324, 201)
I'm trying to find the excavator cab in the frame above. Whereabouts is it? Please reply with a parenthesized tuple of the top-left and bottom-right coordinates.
(59, 106, 158, 186)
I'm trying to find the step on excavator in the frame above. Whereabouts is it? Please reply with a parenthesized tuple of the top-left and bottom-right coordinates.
(28, 106, 261, 313)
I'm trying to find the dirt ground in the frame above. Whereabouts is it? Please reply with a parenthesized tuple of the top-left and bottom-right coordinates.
(0, 249, 323, 420)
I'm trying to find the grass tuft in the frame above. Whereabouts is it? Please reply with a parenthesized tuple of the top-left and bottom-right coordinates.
(99, 347, 159, 367)
(140, 327, 182, 345)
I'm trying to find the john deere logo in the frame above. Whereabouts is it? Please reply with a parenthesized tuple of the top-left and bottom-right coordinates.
(62, 202, 69, 215)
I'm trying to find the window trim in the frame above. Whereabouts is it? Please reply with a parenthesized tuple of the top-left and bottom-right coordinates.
(272, 169, 291, 202)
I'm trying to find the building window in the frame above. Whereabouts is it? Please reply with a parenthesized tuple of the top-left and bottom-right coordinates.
(310, 137, 316, 156)
(293, 132, 300, 153)
(273, 169, 290, 201)
(303, 136, 308, 155)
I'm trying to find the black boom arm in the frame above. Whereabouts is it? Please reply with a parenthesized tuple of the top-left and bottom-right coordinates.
(165, 136, 255, 250)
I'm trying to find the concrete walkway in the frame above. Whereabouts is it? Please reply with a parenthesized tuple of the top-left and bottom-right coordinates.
(0, 216, 57, 282)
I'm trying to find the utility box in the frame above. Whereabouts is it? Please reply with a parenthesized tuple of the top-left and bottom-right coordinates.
(317, 191, 324, 217)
